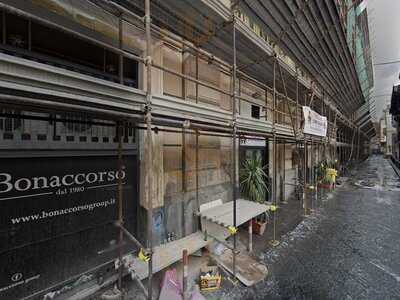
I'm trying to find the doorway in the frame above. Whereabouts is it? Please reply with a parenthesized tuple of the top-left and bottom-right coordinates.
(239, 142, 269, 202)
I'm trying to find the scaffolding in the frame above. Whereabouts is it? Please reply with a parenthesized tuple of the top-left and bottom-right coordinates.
(0, 0, 374, 299)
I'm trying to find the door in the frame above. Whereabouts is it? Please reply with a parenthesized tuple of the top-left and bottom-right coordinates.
(239, 145, 269, 201)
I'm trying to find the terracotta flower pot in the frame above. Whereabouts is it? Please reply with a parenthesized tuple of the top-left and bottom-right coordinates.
(318, 182, 332, 190)
(252, 219, 267, 235)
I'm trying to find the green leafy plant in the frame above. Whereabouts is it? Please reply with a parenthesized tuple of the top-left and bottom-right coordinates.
(240, 156, 269, 203)
(316, 161, 327, 183)
(316, 160, 336, 185)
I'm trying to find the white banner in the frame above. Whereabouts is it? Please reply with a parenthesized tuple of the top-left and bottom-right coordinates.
(302, 106, 327, 137)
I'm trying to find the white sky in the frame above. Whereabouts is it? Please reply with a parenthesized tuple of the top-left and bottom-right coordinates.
(368, 0, 400, 120)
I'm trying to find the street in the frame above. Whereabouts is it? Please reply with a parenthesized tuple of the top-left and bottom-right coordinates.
(0, 1, 388, 299)
(222, 155, 400, 299)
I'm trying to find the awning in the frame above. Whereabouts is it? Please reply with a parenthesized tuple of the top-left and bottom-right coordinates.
(198, 199, 271, 227)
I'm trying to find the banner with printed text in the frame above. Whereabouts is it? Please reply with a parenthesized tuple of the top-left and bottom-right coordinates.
(0, 155, 137, 300)
(302, 106, 327, 137)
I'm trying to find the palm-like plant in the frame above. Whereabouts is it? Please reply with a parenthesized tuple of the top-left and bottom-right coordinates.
(315, 161, 327, 183)
(240, 156, 269, 203)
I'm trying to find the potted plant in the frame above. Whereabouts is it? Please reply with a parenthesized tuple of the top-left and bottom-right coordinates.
(316, 160, 337, 190)
(316, 161, 329, 190)
(240, 156, 270, 235)
(251, 212, 270, 235)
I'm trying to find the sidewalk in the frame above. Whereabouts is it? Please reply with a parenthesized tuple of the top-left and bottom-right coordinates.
(121, 177, 339, 299)
(211, 156, 400, 299)
(204, 185, 337, 300)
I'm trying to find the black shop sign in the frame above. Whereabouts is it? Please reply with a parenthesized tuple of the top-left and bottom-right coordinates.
(0, 155, 138, 299)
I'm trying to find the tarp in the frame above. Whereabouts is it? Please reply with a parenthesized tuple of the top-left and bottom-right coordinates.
(302, 106, 327, 137)
(159, 269, 206, 300)
(159, 269, 182, 300)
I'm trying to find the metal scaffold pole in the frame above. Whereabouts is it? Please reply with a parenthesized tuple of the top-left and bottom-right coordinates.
(303, 89, 313, 216)
(310, 137, 315, 212)
(332, 126, 336, 159)
(304, 136, 308, 216)
(115, 11, 129, 293)
(117, 10, 124, 291)
(277, 62, 297, 137)
(270, 56, 279, 247)
(310, 137, 312, 210)
(117, 122, 124, 290)
(349, 126, 357, 162)
(145, 0, 153, 298)
(276, 61, 297, 205)
(357, 127, 361, 160)
(196, 129, 200, 216)
(231, 4, 238, 279)
(295, 70, 300, 201)
(282, 142, 286, 204)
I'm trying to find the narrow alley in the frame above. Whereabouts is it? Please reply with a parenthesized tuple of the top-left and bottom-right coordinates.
(0, 1, 391, 299)
(220, 155, 400, 299)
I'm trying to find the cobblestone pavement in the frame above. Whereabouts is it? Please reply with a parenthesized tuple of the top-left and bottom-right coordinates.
(220, 155, 400, 299)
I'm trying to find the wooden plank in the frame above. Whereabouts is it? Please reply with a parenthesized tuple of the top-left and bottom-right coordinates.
(129, 231, 212, 280)
(199, 199, 223, 212)
(212, 249, 268, 286)
(199, 199, 271, 227)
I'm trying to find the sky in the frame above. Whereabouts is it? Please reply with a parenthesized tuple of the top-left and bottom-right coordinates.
(367, 0, 400, 120)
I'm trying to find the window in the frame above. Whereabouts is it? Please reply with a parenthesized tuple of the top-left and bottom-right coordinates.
(0, 109, 22, 133)
(163, 44, 182, 98)
(5, 13, 29, 49)
(123, 57, 139, 87)
(1, 11, 139, 88)
(249, 20, 255, 30)
(0, 12, 3, 44)
(251, 105, 260, 119)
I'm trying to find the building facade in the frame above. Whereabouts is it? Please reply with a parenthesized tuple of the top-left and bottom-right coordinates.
(0, 0, 374, 299)
(390, 84, 400, 161)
